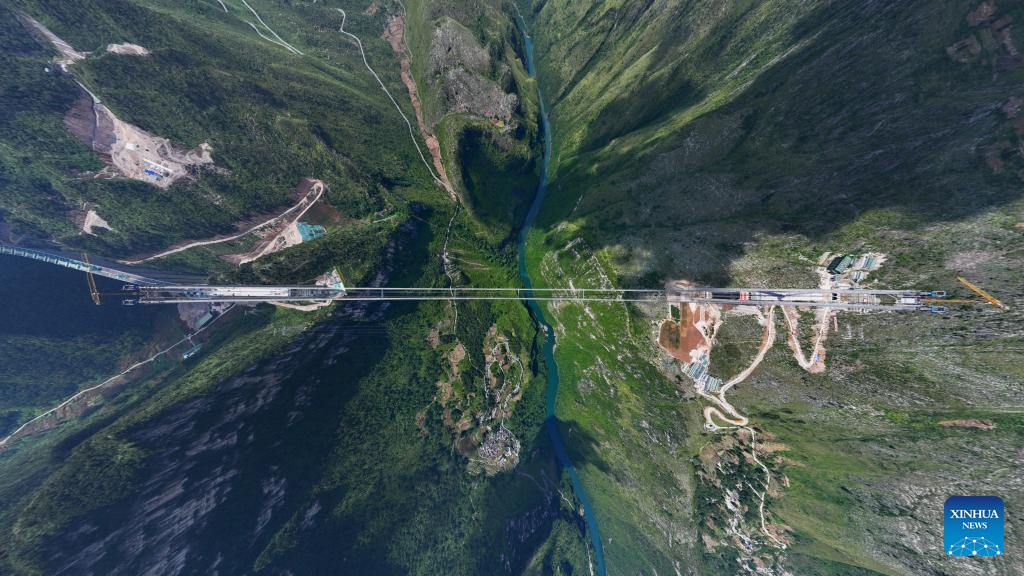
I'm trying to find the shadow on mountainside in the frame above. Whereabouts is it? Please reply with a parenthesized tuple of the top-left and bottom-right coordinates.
(536, 0, 1024, 286)
(554, 417, 613, 476)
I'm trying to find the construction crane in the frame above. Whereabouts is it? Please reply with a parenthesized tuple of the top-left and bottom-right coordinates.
(82, 253, 101, 305)
(957, 277, 1006, 309)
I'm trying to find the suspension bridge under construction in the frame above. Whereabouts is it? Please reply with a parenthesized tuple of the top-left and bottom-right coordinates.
(0, 243, 960, 311)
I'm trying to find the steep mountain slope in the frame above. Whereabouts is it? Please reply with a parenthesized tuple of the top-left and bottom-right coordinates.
(0, 1, 593, 574)
(520, 0, 1023, 574)
(1, 0, 426, 257)
(2, 0, 1021, 574)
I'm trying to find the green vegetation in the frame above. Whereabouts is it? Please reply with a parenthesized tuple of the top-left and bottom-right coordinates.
(520, 0, 1024, 573)
(455, 121, 537, 241)
(2, 0, 427, 257)
(524, 227, 700, 574)
(404, 0, 541, 242)
(3, 0, 1020, 573)
(2, 304, 318, 565)
(0, 1, 594, 574)
(0, 257, 181, 432)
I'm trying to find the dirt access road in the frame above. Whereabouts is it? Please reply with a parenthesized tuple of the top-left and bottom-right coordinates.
(121, 179, 325, 264)
(0, 306, 232, 449)
(337, 7, 454, 197)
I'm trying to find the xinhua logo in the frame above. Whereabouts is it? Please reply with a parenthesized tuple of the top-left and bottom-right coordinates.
(945, 496, 1004, 557)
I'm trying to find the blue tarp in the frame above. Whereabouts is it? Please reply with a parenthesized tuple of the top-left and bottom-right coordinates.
(297, 222, 326, 242)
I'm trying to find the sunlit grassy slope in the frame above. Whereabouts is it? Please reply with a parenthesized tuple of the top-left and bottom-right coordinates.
(521, 0, 1024, 574)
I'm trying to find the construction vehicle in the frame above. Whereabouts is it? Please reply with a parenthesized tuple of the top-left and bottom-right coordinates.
(82, 253, 101, 305)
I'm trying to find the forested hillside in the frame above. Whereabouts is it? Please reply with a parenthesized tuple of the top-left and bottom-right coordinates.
(0, 1, 592, 574)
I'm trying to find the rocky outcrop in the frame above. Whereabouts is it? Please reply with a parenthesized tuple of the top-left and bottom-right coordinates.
(427, 18, 517, 121)
(440, 68, 518, 121)
(429, 19, 490, 76)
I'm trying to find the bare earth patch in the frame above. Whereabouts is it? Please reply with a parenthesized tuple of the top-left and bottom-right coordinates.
(70, 202, 115, 235)
(227, 180, 326, 264)
(27, 17, 216, 189)
(382, 12, 454, 197)
(106, 42, 150, 56)
(658, 303, 709, 362)
(123, 178, 326, 264)
(946, 250, 995, 271)
(18, 13, 85, 70)
(82, 209, 114, 235)
(92, 99, 213, 188)
(939, 419, 995, 430)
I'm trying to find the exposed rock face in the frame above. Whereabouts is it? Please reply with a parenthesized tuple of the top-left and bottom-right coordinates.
(177, 303, 215, 331)
(947, 35, 982, 62)
(42, 312, 379, 575)
(429, 19, 490, 76)
(441, 68, 518, 121)
(382, 12, 455, 196)
(938, 418, 995, 429)
(427, 18, 517, 121)
(968, 1, 996, 27)
(44, 363, 292, 575)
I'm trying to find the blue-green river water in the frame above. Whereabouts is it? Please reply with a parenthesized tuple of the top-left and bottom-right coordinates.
(514, 13, 607, 575)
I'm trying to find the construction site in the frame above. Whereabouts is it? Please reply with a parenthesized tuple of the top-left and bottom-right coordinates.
(657, 252, 1006, 431)
(21, 13, 215, 189)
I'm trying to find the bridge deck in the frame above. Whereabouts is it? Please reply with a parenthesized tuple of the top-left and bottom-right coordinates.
(2, 243, 932, 311)
(133, 285, 926, 310)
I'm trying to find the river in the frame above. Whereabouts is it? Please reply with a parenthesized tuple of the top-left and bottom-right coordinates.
(514, 12, 607, 576)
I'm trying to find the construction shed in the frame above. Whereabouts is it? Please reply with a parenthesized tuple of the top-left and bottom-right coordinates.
(827, 255, 855, 274)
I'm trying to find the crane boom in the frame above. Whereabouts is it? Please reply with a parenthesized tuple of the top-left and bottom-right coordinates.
(957, 277, 1005, 309)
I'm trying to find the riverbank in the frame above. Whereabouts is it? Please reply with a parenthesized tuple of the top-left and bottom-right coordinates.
(513, 10, 607, 576)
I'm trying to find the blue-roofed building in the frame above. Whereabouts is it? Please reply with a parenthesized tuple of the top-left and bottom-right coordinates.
(297, 222, 326, 242)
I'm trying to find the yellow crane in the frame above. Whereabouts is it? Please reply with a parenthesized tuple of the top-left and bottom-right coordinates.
(957, 277, 1005, 309)
(82, 252, 101, 305)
